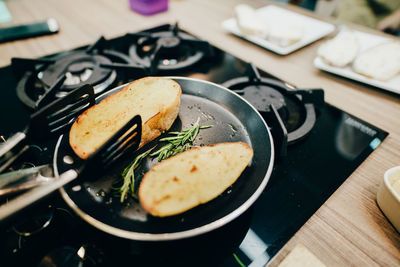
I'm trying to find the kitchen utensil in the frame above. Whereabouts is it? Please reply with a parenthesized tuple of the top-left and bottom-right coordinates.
(0, 18, 58, 44)
(0, 114, 142, 222)
(55, 77, 274, 241)
(0, 84, 95, 170)
(0, 164, 53, 197)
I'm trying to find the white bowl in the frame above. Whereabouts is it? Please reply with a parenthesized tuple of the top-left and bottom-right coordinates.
(377, 166, 400, 233)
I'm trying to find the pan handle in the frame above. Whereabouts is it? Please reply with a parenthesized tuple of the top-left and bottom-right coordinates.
(0, 131, 27, 158)
(0, 169, 78, 224)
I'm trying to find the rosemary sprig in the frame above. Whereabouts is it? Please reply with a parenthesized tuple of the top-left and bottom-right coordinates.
(117, 118, 212, 203)
(119, 148, 153, 203)
(150, 117, 212, 161)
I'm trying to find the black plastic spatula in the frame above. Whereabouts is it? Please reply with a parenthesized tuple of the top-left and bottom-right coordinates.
(0, 114, 142, 222)
(0, 84, 95, 172)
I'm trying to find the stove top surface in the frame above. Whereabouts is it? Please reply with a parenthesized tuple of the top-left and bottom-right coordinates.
(0, 24, 388, 267)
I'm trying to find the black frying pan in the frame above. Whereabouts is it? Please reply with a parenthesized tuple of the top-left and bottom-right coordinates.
(53, 77, 274, 241)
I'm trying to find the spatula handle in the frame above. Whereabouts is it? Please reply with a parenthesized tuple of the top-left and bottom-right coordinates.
(0, 169, 78, 222)
(0, 131, 27, 158)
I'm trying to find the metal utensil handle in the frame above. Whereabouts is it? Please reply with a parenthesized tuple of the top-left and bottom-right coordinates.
(0, 164, 50, 188)
(0, 180, 50, 197)
(0, 169, 78, 221)
(0, 145, 29, 173)
(0, 132, 27, 158)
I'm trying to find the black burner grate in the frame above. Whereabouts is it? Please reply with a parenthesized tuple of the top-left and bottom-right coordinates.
(128, 23, 214, 74)
(13, 37, 142, 110)
(222, 63, 324, 145)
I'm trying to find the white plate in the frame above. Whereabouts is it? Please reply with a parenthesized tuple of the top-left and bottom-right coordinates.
(314, 30, 400, 95)
(221, 5, 335, 55)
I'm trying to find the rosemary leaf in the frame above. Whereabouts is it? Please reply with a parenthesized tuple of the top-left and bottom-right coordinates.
(167, 131, 183, 135)
(159, 136, 182, 141)
(151, 117, 209, 161)
(190, 125, 200, 142)
(200, 125, 213, 129)
(119, 148, 153, 203)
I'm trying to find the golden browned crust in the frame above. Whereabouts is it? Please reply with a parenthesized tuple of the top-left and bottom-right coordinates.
(69, 77, 182, 159)
(138, 142, 254, 217)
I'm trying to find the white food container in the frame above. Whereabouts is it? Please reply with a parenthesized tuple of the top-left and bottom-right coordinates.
(377, 166, 400, 233)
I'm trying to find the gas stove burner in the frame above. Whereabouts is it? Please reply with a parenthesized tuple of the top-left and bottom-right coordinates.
(12, 204, 55, 237)
(38, 51, 117, 95)
(128, 23, 213, 74)
(13, 37, 139, 109)
(38, 52, 115, 91)
(222, 64, 324, 145)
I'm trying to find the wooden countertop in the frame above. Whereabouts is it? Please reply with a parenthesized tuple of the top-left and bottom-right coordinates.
(1, 0, 400, 265)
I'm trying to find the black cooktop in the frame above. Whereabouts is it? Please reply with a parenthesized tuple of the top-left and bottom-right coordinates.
(0, 24, 388, 267)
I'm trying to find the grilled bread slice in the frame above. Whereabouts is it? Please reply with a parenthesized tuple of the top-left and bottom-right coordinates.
(139, 142, 254, 217)
(69, 77, 182, 159)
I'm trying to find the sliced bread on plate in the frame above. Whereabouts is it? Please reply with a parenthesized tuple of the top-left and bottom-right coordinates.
(317, 29, 359, 67)
(234, 4, 267, 37)
(352, 41, 400, 81)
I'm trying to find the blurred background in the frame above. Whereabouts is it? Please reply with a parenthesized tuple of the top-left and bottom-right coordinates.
(273, 0, 400, 35)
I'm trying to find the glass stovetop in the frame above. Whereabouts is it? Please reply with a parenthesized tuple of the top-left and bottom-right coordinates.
(0, 27, 388, 267)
